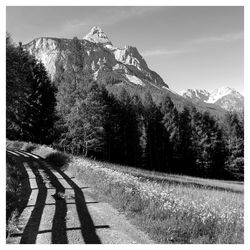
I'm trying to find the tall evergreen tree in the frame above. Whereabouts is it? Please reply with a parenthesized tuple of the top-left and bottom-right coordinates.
(55, 37, 108, 156)
(190, 108, 227, 178)
(102, 91, 123, 162)
(131, 94, 145, 167)
(143, 92, 171, 172)
(6, 35, 56, 143)
(223, 111, 244, 180)
(117, 89, 141, 166)
(159, 95, 180, 172)
(177, 107, 196, 174)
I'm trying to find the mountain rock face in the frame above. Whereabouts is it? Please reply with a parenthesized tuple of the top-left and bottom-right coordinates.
(181, 87, 243, 112)
(23, 26, 168, 90)
(180, 89, 210, 102)
(83, 26, 112, 45)
(23, 26, 241, 116)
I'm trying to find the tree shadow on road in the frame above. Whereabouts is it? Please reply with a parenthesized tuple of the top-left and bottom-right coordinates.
(20, 162, 48, 244)
(52, 166, 103, 244)
(8, 153, 108, 244)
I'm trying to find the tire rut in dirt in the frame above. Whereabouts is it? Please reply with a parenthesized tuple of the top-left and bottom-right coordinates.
(20, 161, 47, 244)
(37, 161, 68, 244)
(44, 163, 102, 244)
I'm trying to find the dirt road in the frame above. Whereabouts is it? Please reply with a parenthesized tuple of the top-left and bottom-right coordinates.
(6, 149, 153, 244)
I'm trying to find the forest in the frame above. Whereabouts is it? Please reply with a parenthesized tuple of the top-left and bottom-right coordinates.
(6, 35, 244, 181)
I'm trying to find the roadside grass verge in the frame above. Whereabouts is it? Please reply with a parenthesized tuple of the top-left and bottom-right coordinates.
(96, 162, 244, 193)
(6, 154, 27, 238)
(6, 140, 39, 152)
(67, 157, 244, 244)
(6, 139, 71, 170)
(6, 139, 57, 158)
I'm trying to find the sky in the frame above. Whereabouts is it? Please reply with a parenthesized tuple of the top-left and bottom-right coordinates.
(6, 6, 244, 94)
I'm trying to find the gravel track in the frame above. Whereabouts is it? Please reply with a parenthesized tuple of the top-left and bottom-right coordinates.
(6, 149, 153, 244)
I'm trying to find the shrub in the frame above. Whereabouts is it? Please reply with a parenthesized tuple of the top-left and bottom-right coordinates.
(45, 152, 71, 170)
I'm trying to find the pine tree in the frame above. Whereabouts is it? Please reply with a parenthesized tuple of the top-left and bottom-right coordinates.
(159, 94, 180, 172)
(177, 107, 196, 175)
(143, 92, 171, 172)
(6, 35, 56, 143)
(191, 108, 227, 178)
(55, 37, 108, 156)
(131, 94, 145, 167)
(223, 111, 244, 180)
(117, 89, 141, 166)
(55, 36, 87, 152)
(102, 91, 123, 162)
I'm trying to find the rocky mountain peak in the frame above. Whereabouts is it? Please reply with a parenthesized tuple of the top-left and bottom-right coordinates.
(180, 87, 243, 112)
(180, 89, 210, 102)
(83, 26, 112, 45)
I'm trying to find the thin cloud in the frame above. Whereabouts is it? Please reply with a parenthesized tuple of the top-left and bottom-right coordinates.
(59, 7, 163, 35)
(102, 7, 162, 26)
(142, 49, 189, 57)
(188, 31, 243, 44)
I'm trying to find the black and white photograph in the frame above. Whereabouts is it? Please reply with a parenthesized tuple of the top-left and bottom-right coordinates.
(4, 2, 246, 245)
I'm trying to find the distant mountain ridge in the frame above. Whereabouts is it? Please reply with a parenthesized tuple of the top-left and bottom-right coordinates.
(180, 87, 243, 112)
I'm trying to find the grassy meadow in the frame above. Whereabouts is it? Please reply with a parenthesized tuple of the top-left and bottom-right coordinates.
(67, 157, 244, 243)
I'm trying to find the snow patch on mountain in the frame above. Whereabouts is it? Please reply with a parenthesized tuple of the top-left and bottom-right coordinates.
(125, 74, 145, 86)
(180, 87, 243, 111)
(83, 26, 112, 45)
(180, 89, 210, 102)
(205, 87, 240, 103)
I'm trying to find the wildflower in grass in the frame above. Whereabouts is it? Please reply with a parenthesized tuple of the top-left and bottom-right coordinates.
(68, 157, 243, 243)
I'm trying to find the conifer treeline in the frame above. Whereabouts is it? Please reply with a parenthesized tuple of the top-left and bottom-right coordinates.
(6, 34, 56, 144)
(6, 36, 244, 180)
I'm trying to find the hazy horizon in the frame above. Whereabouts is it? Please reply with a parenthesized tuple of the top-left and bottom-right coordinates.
(6, 6, 244, 94)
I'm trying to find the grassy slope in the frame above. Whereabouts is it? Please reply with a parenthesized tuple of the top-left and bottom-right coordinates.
(6, 152, 30, 238)
(6, 140, 244, 244)
(65, 157, 243, 244)
(91, 161, 243, 193)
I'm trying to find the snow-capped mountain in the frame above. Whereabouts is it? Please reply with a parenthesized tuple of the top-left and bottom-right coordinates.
(23, 26, 239, 116)
(181, 87, 243, 112)
(23, 26, 168, 90)
(180, 89, 210, 102)
(83, 26, 112, 45)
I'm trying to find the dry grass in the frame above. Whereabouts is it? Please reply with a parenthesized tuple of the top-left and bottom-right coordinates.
(67, 157, 244, 244)
(97, 162, 244, 193)
(6, 155, 25, 238)
(6, 140, 39, 152)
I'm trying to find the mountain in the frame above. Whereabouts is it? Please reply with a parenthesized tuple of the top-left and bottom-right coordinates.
(180, 89, 210, 102)
(23, 26, 230, 117)
(23, 26, 168, 91)
(181, 87, 243, 112)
